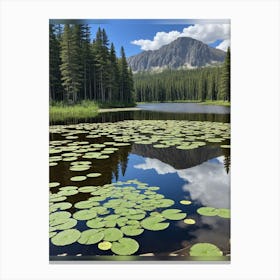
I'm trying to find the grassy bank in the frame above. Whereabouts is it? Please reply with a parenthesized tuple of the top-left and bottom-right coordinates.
(137, 100, 230, 106)
(200, 100, 230, 106)
(50, 100, 99, 122)
(98, 101, 136, 109)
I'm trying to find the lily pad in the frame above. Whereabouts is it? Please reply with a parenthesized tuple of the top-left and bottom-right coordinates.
(51, 229, 81, 246)
(155, 199, 175, 208)
(197, 207, 218, 216)
(98, 241, 112, 250)
(111, 238, 139, 255)
(141, 216, 169, 231)
(57, 189, 78, 196)
(103, 228, 123, 242)
(180, 200, 192, 205)
(121, 226, 144, 236)
(183, 218, 196, 224)
(49, 231, 57, 238)
(69, 165, 90, 172)
(59, 186, 77, 191)
(87, 173, 102, 178)
(161, 209, 187, 220)
(189, 243, 223, 257)
(49, 182, 60, 188)
(73, 209, 97, 220)
(50, 202, 72, 212)
(70, 176, 87, 182)
(78, 186, 98, 193)
(54, 218, 77, 230)
(86, 218, 105, 229)
(50, 211, 71, 221)
(74, 200, 98, 209)
(217, 208, 230, 218)
(78, 229, 104, 245)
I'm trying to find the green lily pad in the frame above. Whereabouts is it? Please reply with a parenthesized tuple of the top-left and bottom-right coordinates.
(73, 209, 97, 220)
(103, 228, 123, 242)
(51, 229, 81, 246)
(59, 186, 77, 191)
(78, 229, 104, 245)
(217, 208, 230, 218)
(87, 173, 102, 178)
(116, 217, 128, 227)
(141, 216, 169, 231)
(155, 199, 175, 208)
(189, 243, 223, 257)
(121, 226, 144, 236)
(49, 162, 58, 167)
(49, 182, 60, 188)
(183, 218, 196, 224)
(180, 200, 192, 205)
(98, 241, 112, 250)
(89, 195, 107, 202)
(49, 231, 57, 238)
(86, 218, 105, 229)
(111, 238, 139, 255)
(161, 209, 187, 220)
(54, 218, 77, 230)
(78, 186, 98, 193)
(74, 200, 98, 209)
(70, 176, 87, 182)
(96, 155, 110, 159)
(69, 165, 91, 172)
(50, 211, 71, 221)
(197, 207, 218, 216)
(57, 189, 78, 196)
(220, 144, 230, 149)
(49, 195, 67, 203)
(50, 202, 72, 212)
(62, 156, 78, 161)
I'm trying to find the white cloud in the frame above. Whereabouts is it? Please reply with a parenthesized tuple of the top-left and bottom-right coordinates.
(134, 156, 230, 208)
(131, 23, 230, 52)
(216, 39, 230, 51)
(134, 158, 177, 174)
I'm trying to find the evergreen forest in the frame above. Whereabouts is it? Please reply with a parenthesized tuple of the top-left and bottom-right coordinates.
(49, 24, 135, 106)
(134, 48, 230, 103)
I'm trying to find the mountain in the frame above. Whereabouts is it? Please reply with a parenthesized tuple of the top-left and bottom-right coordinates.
(127, 37, 226, 72)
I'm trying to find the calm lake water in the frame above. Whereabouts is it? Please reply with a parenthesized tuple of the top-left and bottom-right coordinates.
(49, 103, 230, 260)
(138, 102, 230, 114)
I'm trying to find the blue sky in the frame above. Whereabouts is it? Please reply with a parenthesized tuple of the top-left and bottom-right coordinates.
(51, 19, 230, 57)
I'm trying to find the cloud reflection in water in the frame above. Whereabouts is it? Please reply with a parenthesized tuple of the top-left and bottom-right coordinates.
(134, 156, 230, 208)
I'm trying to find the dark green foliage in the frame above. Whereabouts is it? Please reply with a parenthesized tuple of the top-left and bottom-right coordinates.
(218, 47, 230, 101)
(49, 24, 134, 106)
(60, 24, 82, 103)
(134, 66, 225, 102)
(49, 24, 63, 101)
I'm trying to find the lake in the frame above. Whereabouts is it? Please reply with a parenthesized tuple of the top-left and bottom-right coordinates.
(49, 103, 230, 261)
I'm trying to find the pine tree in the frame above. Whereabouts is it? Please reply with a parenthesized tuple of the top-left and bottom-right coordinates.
(108, 43, 120, 102)
(49, 24, 62, 101)
(60, 24, 82, 103)
(80, 24, 91, 100)
(219, 47, 230, 101)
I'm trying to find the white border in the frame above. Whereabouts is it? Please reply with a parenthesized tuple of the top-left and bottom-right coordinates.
(0, 0, 279, 279)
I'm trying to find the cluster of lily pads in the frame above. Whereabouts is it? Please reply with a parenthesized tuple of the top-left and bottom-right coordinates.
(197, 207, 230, 218)
(49, 138, 125, 167)
(49, 120, 230, 154)
(49, 179, 194, 255)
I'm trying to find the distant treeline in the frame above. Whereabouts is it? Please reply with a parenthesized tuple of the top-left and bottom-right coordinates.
(134, 48, 230, 102)
(49, 24, 135, 106)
